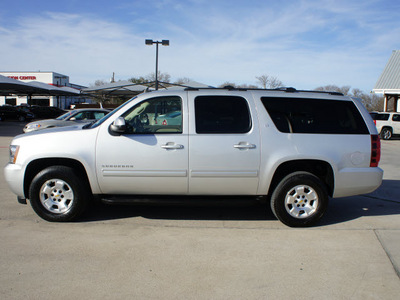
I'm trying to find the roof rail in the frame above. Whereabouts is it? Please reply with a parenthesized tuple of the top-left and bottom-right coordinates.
(180, 86, 345, 96)
(274, 87, 297, 93)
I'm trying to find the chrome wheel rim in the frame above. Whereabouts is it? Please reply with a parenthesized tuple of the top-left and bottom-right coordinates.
(39, 179, 74, 214)
(285, 185, 319, 219)
(382, 130, 391, 140)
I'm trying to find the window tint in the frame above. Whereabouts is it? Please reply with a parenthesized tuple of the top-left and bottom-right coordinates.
(195, 96, 251, 134)
(392, 114, 400, 122)
(261, 97, 369, 134)
(122, 96, 182, 134)
(375, 113, 390, 121)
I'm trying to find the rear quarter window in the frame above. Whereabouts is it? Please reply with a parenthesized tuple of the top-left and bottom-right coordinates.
(261, 97, 369, 134)
(392, 114, 400, 122)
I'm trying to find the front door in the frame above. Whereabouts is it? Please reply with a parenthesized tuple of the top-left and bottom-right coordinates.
(95, 95, 189, 195)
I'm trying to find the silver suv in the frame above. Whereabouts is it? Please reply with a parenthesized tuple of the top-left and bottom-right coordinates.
(4, 87, 383, 227)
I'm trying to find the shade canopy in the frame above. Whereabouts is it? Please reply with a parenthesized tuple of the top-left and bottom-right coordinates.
(0, 75, 81, 96)
(82, 80, 214, 97)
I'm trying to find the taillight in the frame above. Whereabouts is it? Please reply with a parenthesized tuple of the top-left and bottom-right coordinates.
(370, 135, 381, 167)
(373, 120, 376, 125)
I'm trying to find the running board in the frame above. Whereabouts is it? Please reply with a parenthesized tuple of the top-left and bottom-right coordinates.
(100, 195, 266, 206)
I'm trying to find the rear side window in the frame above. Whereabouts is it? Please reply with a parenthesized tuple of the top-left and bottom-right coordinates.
(375, 113, 390, 121)
(195, 96, 251, 134)
(261, 97, 369, 134)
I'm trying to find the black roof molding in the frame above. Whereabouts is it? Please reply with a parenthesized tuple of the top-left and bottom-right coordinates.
(183, 86, 343, 96)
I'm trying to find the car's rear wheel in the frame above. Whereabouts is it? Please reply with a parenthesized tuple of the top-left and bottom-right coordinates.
(380, 128, 392, 140)
(29, 166, 89, 222)
(270, 172, 329, 227)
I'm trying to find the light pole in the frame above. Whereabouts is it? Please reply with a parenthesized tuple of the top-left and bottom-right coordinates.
(145, 39, 169, 90)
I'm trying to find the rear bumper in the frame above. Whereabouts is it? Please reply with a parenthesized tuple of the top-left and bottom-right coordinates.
(333, 167, 383, 198)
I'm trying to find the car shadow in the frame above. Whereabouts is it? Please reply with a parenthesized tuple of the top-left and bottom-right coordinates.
(79, 180, 400, 226)
(80, 198, 271, 222)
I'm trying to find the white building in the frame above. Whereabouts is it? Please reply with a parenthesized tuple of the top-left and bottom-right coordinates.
(0, 71, 90, 109)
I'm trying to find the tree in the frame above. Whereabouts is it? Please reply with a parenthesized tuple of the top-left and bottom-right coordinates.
(256, 75, 283, 89)
(314, 85, 384, 112)
(218, 82, 237, 88)
(314, 85, 351, 95)
(217, 82, 258, 89)
(89, 79, 107, 88)
(146, 71, 171, 83)
(128, 76, 147, 84)
(174, 77, 192, 85)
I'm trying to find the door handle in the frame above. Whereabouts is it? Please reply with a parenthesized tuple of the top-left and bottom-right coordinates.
(234, 142, 256, 150)
(161, 143, 184, 150)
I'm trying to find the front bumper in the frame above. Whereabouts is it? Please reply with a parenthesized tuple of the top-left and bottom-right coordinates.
(4, 162, 26, 198)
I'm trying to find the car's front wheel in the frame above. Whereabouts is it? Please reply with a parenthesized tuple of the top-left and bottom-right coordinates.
(29, 166, 89, 222)
(270, 172, 329, 227)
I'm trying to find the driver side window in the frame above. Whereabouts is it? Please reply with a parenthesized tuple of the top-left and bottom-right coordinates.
(121, 96, 182, 134)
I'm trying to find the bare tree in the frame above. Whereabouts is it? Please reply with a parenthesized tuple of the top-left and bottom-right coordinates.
(146, 71, 171, 83)
(256, 75, 269, 89)
(256, 75, 283, 89)
(315, 85, 384, 112)
(174, 77, 192, 85)
(89, 79, 107, 88)
(315, 85, 351, 95)
(268, 76, 284, 89)
(218, 82, 237, 88)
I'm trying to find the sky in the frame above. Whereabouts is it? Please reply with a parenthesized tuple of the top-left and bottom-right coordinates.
(0, 0, 399, 92)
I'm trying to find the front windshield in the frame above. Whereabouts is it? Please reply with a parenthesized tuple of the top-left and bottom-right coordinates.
(56, 111, 74, 120)
(88, 96, 138, 129)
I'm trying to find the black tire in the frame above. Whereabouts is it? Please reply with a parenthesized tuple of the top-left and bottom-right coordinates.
(29, 166, 90, 222)
(18, 115, 26, 122)
(270, 172, 329, 227)
(380, 128, 392, 140)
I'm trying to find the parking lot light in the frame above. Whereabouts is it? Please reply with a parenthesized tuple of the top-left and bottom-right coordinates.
(145, 39, 170, 90)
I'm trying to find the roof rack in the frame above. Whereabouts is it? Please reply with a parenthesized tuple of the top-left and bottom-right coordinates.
(183, 86, 344, 96)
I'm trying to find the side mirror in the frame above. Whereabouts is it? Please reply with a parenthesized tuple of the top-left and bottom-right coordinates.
(69, 117, 76, 121)
(109, 117, 126, 134)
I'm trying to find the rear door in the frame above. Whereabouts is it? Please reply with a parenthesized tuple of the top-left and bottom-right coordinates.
(188, 92, 261, 195)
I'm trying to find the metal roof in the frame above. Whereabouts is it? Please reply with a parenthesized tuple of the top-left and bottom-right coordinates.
(82, 80, 215, 96)
(0, 75, 81, 96)
(373, 50, 400, 93)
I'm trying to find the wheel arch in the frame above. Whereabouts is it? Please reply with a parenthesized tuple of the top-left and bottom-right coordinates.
(24, 158, 92, 198)
(380, 126, 393, 132)
(267, 159, 334, 197)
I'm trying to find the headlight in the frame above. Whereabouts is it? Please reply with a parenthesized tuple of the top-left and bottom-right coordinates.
(26, 123, 41, 130)
(23, 123, 41, 132)
(9, 145, 20, 164)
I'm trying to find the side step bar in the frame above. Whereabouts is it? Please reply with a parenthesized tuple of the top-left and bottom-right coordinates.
(100, 195, 266, 206)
